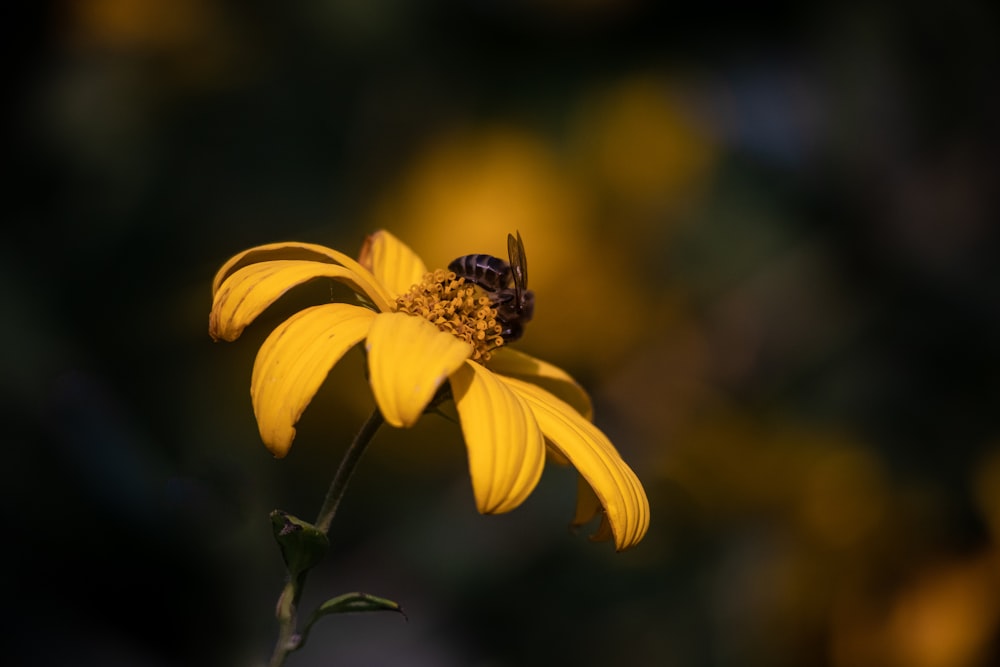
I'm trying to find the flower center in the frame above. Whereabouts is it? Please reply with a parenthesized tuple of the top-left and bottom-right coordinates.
(395, 269, 505, 362)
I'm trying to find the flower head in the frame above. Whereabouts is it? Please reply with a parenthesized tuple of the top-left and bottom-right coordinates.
(209, 230, 649, 550)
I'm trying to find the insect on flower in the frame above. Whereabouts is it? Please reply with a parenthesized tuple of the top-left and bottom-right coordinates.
(209, 229, 649, 551)
(448, 231, 535, 342)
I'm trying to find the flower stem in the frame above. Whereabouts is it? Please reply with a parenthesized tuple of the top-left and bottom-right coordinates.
(315, 408, 385, 534)
(267, 577, 302, 667)
(267, 408, 385, 667)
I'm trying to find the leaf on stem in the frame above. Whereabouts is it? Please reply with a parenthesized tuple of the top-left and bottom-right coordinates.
(295, 592, 406, 653)
(270, 510, 330, 577)
(313, 592, 407, 619)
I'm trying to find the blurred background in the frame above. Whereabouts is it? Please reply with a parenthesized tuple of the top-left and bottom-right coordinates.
(6, 1, 1000, 665)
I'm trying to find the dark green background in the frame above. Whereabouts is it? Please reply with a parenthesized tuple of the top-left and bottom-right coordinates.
(7, 2, 999, 666)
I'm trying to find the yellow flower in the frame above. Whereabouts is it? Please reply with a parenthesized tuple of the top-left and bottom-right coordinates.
(209, 230, 649, 550)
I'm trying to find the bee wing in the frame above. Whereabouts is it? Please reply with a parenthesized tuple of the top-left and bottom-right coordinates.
(507, 231, 528, 297)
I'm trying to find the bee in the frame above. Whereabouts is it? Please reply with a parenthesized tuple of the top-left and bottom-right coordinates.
(448, 231, 535, 342)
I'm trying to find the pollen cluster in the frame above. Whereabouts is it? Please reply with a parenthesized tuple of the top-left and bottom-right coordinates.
(395, 269, 504, 362)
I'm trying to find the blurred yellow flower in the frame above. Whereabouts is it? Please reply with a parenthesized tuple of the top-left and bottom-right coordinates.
(573, 76, 717, 218)
(209, 230, 649, 550)
(368, 127, 650, 368)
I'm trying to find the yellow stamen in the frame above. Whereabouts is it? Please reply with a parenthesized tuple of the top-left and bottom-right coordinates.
(395, 270, 505, 362)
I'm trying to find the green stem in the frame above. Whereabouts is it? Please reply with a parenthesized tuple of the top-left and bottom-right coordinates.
(267, 576, 303, 667)
(315, 408, 385, 534)
(266, 408, 385, 667)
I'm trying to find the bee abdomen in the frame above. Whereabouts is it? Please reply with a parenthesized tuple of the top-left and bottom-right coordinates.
(448, 254, 511, 291)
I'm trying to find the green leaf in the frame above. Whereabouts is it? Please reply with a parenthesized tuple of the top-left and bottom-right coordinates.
(269, 510, 330, 576)
(314, 592, 407, 618)
(295, 592, 406, 653)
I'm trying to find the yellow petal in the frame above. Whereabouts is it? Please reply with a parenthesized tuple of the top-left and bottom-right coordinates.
(358, 230, 429, 298)
(251, 303, 376, 457)
(489, 348, 592, 467)
(590, 514, 615, 543)
(450, 361, 545, 514)
(366, 312, 472, 428)
(571, 479, 613, 543)
(211, 241, 394, 310)
(488, 347, 593, 420)
(572, 474, 603, 527)
(501, 376, 650, 551)
(210, 260, 390, 342)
